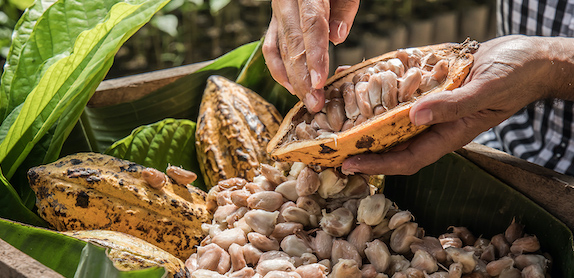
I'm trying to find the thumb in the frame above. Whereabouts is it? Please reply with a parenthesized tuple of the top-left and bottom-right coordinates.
(409, 81, 488, 126)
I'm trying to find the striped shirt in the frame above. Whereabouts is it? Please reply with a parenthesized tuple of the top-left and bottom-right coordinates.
(473, 0, 574, 175)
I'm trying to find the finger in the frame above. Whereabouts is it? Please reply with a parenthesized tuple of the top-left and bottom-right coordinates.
(263, 17, 295, 94)
(329, 0, 360, 45)
(342, 119, 486, 175)
(299, 0, 330, 90)
(274, 0, 324, 111)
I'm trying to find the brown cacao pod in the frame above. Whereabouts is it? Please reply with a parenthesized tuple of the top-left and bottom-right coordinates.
(267, 40, 478, 167)
(62, 230, 189, 277)
(196, 75, 282, 189)
(28, 152, 211, 261)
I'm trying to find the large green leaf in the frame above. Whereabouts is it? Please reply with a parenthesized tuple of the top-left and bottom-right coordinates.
(81, 41, 259, 153)
(384, 153, 574, 277)
(0, 218, 165, 278)
(105, 118, 206, 191)
(0, 0, 169, 211)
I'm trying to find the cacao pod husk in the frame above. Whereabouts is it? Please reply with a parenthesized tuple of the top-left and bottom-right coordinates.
(196, 75, 282, 189)
(28, 152, 211, 261)
(267, 40, 478, 167)
(62, 230, 189, 278)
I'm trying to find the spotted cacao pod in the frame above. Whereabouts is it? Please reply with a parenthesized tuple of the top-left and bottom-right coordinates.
(196, 75, 282, 189)
(28, 152, 211, 261)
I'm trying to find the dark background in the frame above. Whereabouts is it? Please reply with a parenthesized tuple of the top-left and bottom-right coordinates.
(0, 0, 497, 80)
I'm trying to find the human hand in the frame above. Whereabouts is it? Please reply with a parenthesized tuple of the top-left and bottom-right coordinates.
(262, 0, 360, 112)
(342, 35, 560, 175)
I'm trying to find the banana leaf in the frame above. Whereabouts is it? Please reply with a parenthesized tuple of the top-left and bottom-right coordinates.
(0, 218, 165, 278)
(384, 152, 574, 277)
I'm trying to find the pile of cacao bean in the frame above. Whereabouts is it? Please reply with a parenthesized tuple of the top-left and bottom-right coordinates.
(293, 48, 450, 141)
(186, 162, 551, 278)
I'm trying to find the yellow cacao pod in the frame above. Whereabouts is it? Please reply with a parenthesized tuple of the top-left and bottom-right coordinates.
(28, 152, 211, 261)
(196, 75, 282, 189)
(62, 230, 188, 277)
(267, 40, 478, 167)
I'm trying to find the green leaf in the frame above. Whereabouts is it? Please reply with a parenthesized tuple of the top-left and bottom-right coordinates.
(106, 118, 206, 191)
(0, 168, 47, 227)
(0, 218, 85, 277)
(82, 41, 259, 153)
(0, 218, 165, 278)
(384, 153, 574, 277)
(151, 14, 179, 37)
(209, 0, 231, 13)
(8, 0, 34, 10)
(0, 0, 170, 181)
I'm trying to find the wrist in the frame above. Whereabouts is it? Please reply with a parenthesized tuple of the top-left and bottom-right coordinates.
(542, 37, 574, 101)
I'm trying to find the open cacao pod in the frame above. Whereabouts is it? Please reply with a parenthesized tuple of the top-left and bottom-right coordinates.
(267, 39, 478, 167)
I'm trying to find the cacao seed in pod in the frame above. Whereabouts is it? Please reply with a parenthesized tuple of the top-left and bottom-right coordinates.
(196, 75, 283, 188)
(28, 152, 211, 261)
(62, 230, 189, 278)
(267, 39, 478, 167)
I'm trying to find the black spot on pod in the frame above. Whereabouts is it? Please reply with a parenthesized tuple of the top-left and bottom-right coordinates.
(356, 135, 375, 149)
(319, 144, 336, 154)
(27, 168, 42, 186)
(75, 191, 90, 208)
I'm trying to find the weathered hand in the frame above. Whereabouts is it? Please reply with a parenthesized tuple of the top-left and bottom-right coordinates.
(262, 0, 360, 112)
(342, 35, 572, 175)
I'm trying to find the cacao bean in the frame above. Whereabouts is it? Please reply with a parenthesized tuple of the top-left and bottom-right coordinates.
(326, 98, 347, 132)
(296, 167, 320, 197)
(397, 67, 422, 103)
(341, 82, 360, 120)
(354, 81, 374, 118)
(166, 165, 197, 185)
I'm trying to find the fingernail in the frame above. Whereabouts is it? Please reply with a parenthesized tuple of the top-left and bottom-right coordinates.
(284, 82, 294, 94)
(310, 69, 321, 89)
(337, 21, 348, 40)
(414, 108, 433, 126)
(341, 168, 356, 175)
(329, 20, 348, 44)
(305, 92, 318, 110)
(342, 160, 359, 175)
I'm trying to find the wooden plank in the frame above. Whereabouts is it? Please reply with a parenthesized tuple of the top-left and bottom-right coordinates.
(456, 142, 574, 231)
(0, 238, 64, 278)
(89, 61, 212, 108)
